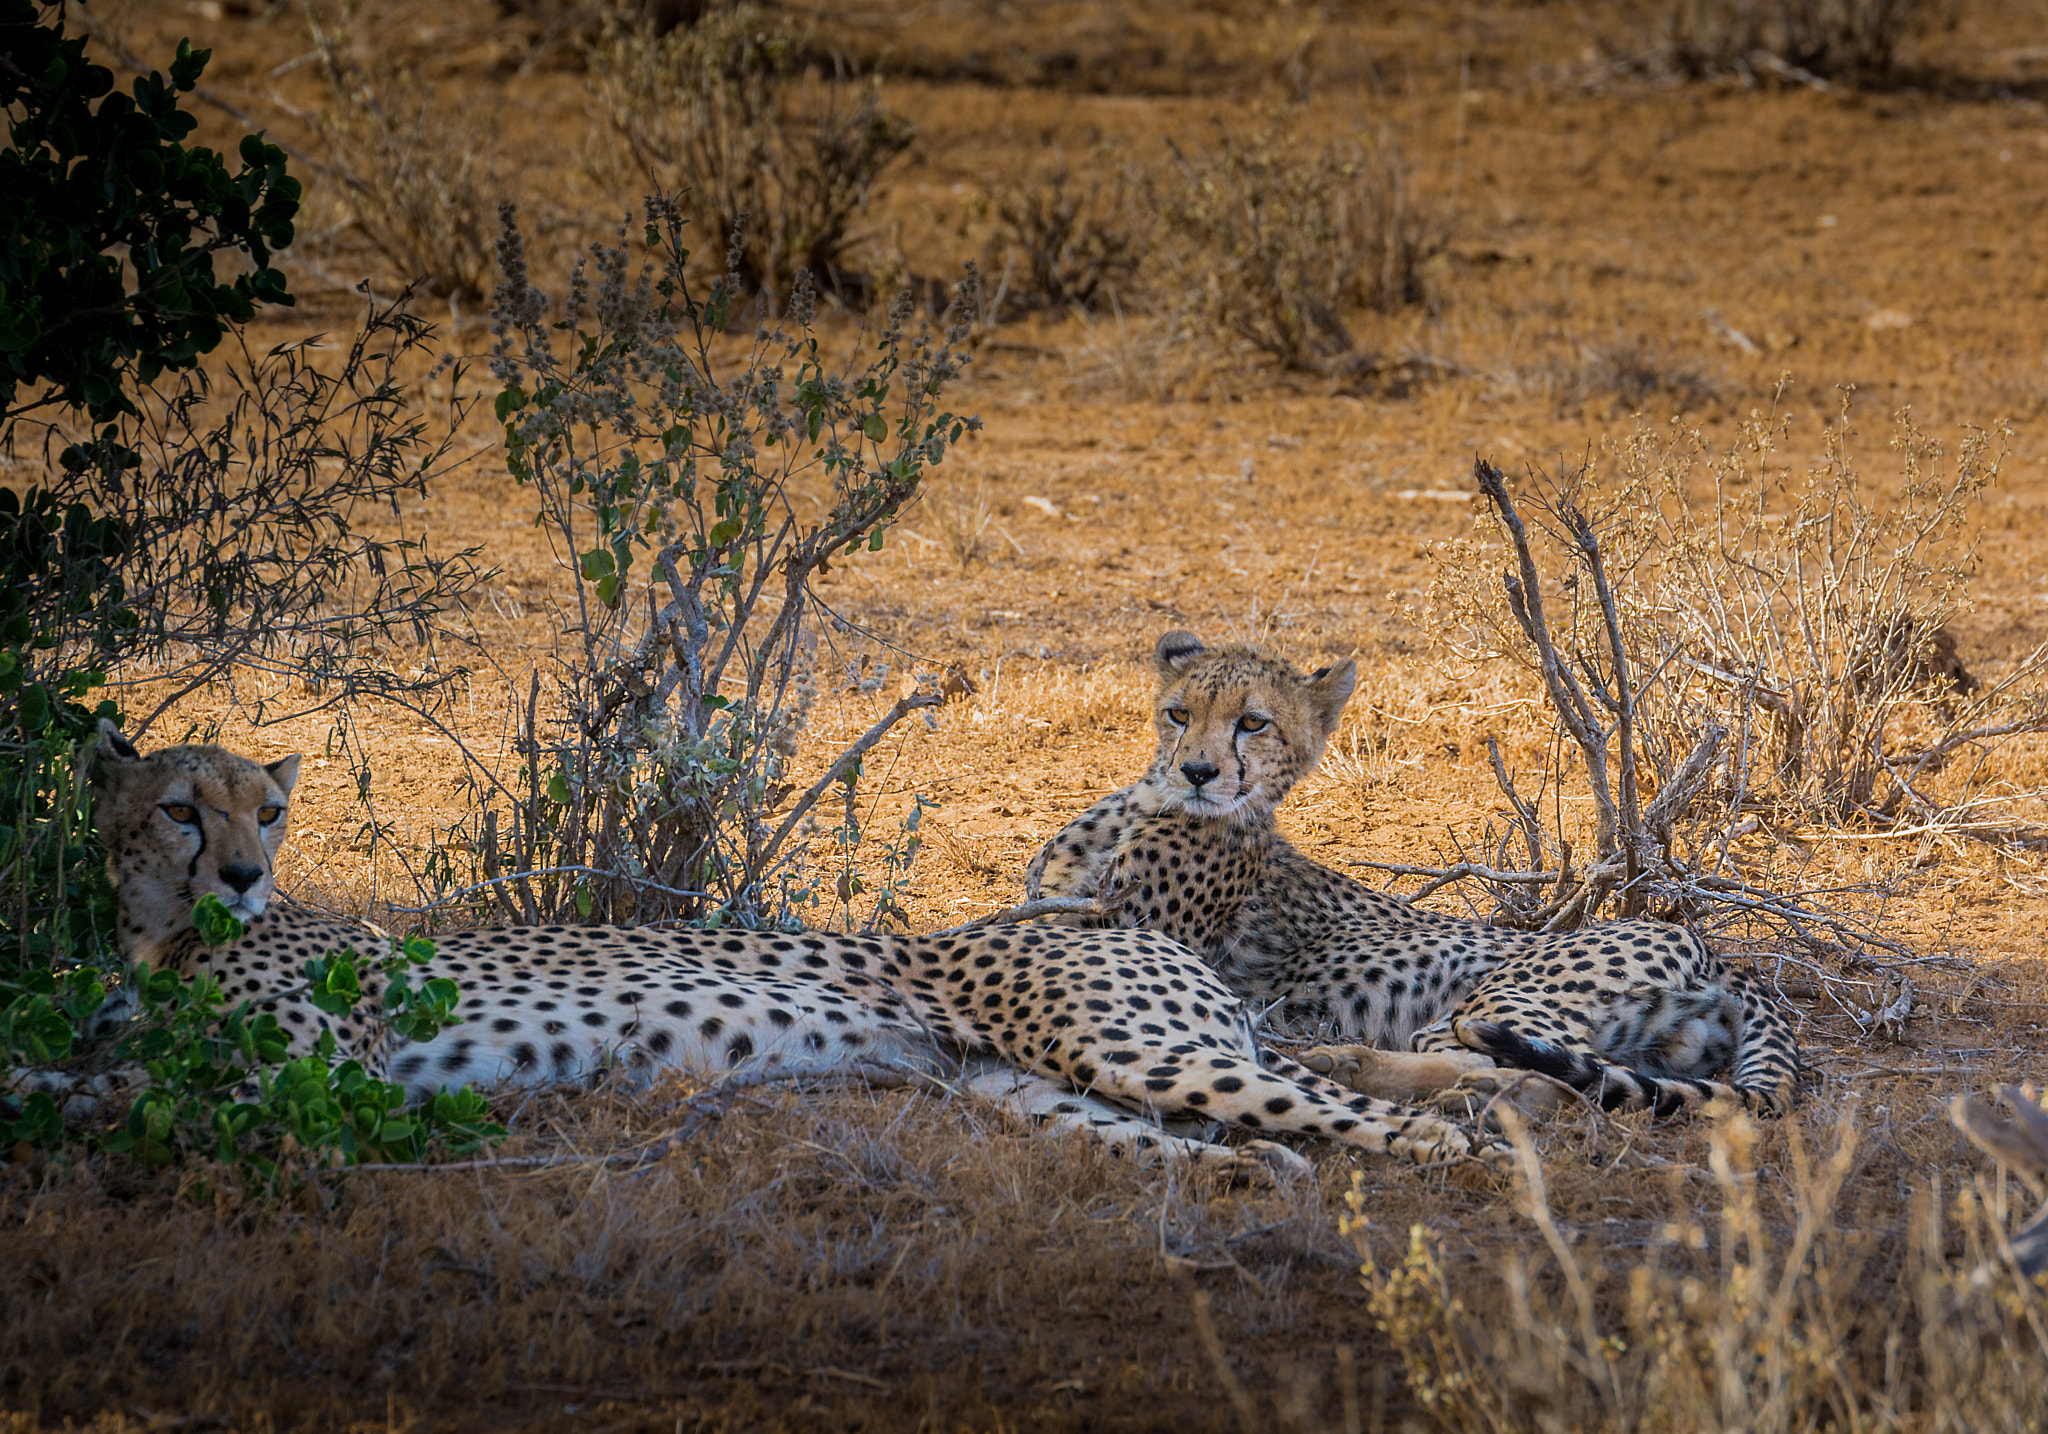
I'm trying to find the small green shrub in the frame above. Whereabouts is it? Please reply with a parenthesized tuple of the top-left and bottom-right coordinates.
(457, 199, 978, 927)
(3, 894, 502, 1187)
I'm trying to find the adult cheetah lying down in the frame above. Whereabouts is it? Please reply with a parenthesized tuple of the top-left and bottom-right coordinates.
(1026, 633, 1802, 1119)
(90, 721, 1510, 1178)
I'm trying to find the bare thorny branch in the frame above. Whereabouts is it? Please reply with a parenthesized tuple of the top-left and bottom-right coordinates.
(1411, 424, 2042, 966)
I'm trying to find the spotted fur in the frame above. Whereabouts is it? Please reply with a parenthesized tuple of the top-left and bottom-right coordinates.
(90, 721, 1511, 1178)
(1025, 634, 1802, 1118)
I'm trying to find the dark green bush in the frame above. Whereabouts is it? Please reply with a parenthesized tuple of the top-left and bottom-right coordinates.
(0, 0, 300, 426)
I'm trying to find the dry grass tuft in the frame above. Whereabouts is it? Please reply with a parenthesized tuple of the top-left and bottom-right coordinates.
(1353, 1097, 2048, 1433)
(302, 6, 503, 303)
(591, 5, 913, 296)
(1151, 117, 1441, 377)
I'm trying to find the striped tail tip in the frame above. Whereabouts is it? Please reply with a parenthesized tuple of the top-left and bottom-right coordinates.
(1455, 1019, 1716, 1119)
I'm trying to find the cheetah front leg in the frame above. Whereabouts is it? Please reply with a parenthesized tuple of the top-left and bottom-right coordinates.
(958, 1067, 1313, 1182)
(1024, 788, 1138, 904)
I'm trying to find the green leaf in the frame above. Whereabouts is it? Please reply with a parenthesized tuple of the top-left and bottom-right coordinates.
(192, 893, 247, 946)
(5, 1091, 64, 1147)
(863, 413, 889, 442)
(578, 548, 615, 581)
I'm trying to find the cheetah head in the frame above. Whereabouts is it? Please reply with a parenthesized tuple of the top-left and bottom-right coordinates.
(94, 720, 301, 961)
(1138, 631, 1357, 825)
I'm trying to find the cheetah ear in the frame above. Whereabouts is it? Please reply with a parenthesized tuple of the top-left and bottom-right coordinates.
(1154, 631, 1205, 681)
(96, 718, 141, 766)
(264, 754, 303, 797)
(1306, 658, 1358, 737)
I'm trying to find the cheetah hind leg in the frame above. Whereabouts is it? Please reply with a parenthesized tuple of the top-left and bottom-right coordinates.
(957, 1067, 1313, 1183)
(1086, 1049, 1513, 1170)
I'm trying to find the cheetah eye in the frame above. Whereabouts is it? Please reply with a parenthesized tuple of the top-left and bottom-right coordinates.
(1237, 716, 1269, 734)
(257, 806, 283, 825)
(1165, 706, 1190, 725)
(162, 803, 198, 824)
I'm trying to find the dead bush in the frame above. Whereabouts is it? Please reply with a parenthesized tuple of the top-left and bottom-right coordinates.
(986, 159, 1137, 315)
(302, 5, 502, 303)
(1585, 0, 1936, 82)
(1151, 118, 1441, 375)
(1411, 397, 2046, 954)
(591, 5, 913, 296)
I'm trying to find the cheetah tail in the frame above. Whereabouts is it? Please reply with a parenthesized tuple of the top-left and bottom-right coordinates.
(1728, 974, 1801, 1117)
(1455, 1019, 1784, 1119)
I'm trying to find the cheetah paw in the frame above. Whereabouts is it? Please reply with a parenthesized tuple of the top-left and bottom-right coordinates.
(1300, 1046, 1364, 1085)
(1228, 1139, 1315, 1183)
(1427, 1069, 1576, 1124)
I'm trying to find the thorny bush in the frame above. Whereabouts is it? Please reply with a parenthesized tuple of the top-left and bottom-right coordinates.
(1417, 395, 2045, 958)
(460, 197, 980, 928)
(0, 290, 484, 979)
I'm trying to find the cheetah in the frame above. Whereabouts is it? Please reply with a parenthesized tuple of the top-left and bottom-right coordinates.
(1025, 632, 1802, 1119)
(85, 720, 1512, 1179)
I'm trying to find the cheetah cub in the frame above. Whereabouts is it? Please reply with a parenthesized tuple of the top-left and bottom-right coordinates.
(87, 720, 1513, 1178)
(1027, 633, 1802, 1119)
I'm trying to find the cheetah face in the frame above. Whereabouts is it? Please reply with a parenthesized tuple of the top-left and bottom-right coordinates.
(1142, 631, 1357, 826)
(94, 720, 301, 958)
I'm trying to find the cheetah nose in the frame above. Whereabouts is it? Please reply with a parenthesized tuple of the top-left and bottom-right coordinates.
(1180, 759, 1220, 789)
(219, 863, 264, 895)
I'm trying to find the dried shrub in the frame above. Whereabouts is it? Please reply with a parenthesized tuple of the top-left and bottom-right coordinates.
(447, 200, 979, 927)
(1413, 398, 2047, 953)
(1586, 0, 1936, 82)
(303, 5, 501, 302)
(986, 159, 1136, 315)
(911, 475, 997, 571)
(1152, 118, 1440, 375)
(592, 5, 913, 296)
(1536, 333, 1722, 417)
